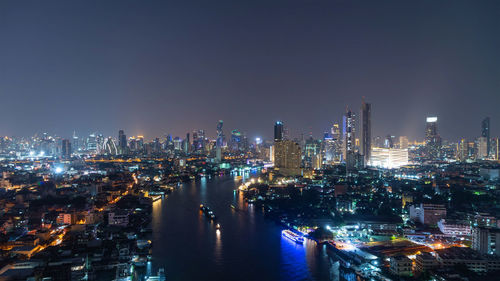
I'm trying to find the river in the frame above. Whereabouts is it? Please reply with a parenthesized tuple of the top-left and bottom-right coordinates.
(150, 173, 338, 281)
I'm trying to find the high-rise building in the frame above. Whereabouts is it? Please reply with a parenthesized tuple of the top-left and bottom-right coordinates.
(86, 133, 97, 153)
(274, 140, 301, 176)
(274, 121, 284, 142)
(343, 108, 356, 169)
(425, 117, 441, 160)
(477, 137, 489, 160)
(482, 117, 490, 157)
(230, 129, 242, 151)
(61, 139, 71, 159)
(216, 120, 224, 148)
(103, 137, 118, 155)
(457, 138, 469, 162)
(360, 101, 371, 166)
(118, 130, 127, 154)
(72, 131, 79, 152)
(399, 136, 409, 149)
(184, 133, 190, 154)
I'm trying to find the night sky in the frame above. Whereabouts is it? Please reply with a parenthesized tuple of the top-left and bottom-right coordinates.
(1, 0, 499, 141)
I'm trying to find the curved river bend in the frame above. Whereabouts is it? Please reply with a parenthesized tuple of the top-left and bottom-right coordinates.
(150, 174, 338, 281)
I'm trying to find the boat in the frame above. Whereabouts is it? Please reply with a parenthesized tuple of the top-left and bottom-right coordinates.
(216, 223, 221, 229)
(200, 204, 216, 220)
(282, 230, 304, 244)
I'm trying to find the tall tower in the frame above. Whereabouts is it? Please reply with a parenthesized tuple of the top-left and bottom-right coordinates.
(360, 101, 371, 166)
(61, 139, 71, 159)
(216, 120, 224, 147)
(118, 130, 127, 154)
(482, 117, 490, 157)
(343, 108, 356, 171)
(274, 121, 284, 142)
(425, 117, 441, 160)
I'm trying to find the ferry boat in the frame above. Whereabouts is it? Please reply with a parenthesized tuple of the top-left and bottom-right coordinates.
(200, 204, 216, 220)
(282, 230, 304, 244)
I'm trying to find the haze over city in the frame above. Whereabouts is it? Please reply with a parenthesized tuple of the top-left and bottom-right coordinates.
(1, 0, 499, 140)
(2, 2, 500, 281)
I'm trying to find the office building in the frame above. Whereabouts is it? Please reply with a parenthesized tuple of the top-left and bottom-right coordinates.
(274, 140, 301, 176)
(399, 136, 408, 149)
(61, 139, 71, 159)
(457, 138, 469, 161)
(343, 108, 356, 169)
(425, 117, 441, 160)
(274, 121, 284, 142)
(118, 130, 127, 154)
(360, 101, 371, 167)
(477, 137, 489, 159)
(482, 117, 490, 157)
(369, 147, 408, 169)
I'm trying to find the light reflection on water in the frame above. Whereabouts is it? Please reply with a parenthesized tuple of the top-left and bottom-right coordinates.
(151, 175, 336, 281)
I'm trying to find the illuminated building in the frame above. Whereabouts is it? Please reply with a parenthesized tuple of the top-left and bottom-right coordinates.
(274, 140, 301, 176)
(230, 129, 242, 151)
(369, 147, 408, 169)
(472, 227, 500, 256)
(343, 108, 356, 170)
(86, 133, 97, 153)
(457, 138, 469, 161)
(360, 101, 371, 166)
(482, 117, 490, 157)
(389, 256, 412, 277)
(173, 137, 182, 151)
(192, 130, 205, 153)
(438, 219, 471, 236)
(425, 117, 441, 160)
(409, 203, 446, 226)
(184, 133, 190, 154)
(304, 138, 321, 169)
(384, 135, 394, 148)
(274, 121, 283, 142)
(399, 136, 408, 149)
(477, 137, 489, 160)
(118, 130, 127, 154)
(61, 139, 71, 159)
(103, 137, 118, 155)
(216, 120, 224, 162)
(323, 123, 342, 164)
(72, 131, 79, 152)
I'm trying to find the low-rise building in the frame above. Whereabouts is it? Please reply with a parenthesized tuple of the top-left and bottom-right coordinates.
(389, 255, 412, 276)
(108, 210, 129, 227)
(415, 252, 439, 272)
(437, 219, 471, 236)
(409, 203, 446, 226)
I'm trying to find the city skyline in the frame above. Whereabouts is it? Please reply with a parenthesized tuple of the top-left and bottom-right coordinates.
(1, 1, 500, 140)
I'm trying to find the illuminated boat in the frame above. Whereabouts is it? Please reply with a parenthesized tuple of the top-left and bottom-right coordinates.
(282, 230, 304, 243)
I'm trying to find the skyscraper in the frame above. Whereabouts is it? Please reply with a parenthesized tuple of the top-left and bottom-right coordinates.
(274, 140, 301, 176)
(481, 117, 490, 157)
(61, 139, 71, 159)
(216, 120, 224, 148)
(274, 121, 284, 142)
(457, 138, 469, 162)
(360, 101, 371, 166)
(425, 117, 441, 160)
(343, 108, 355, 168)
(118, 130, 127, 154)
